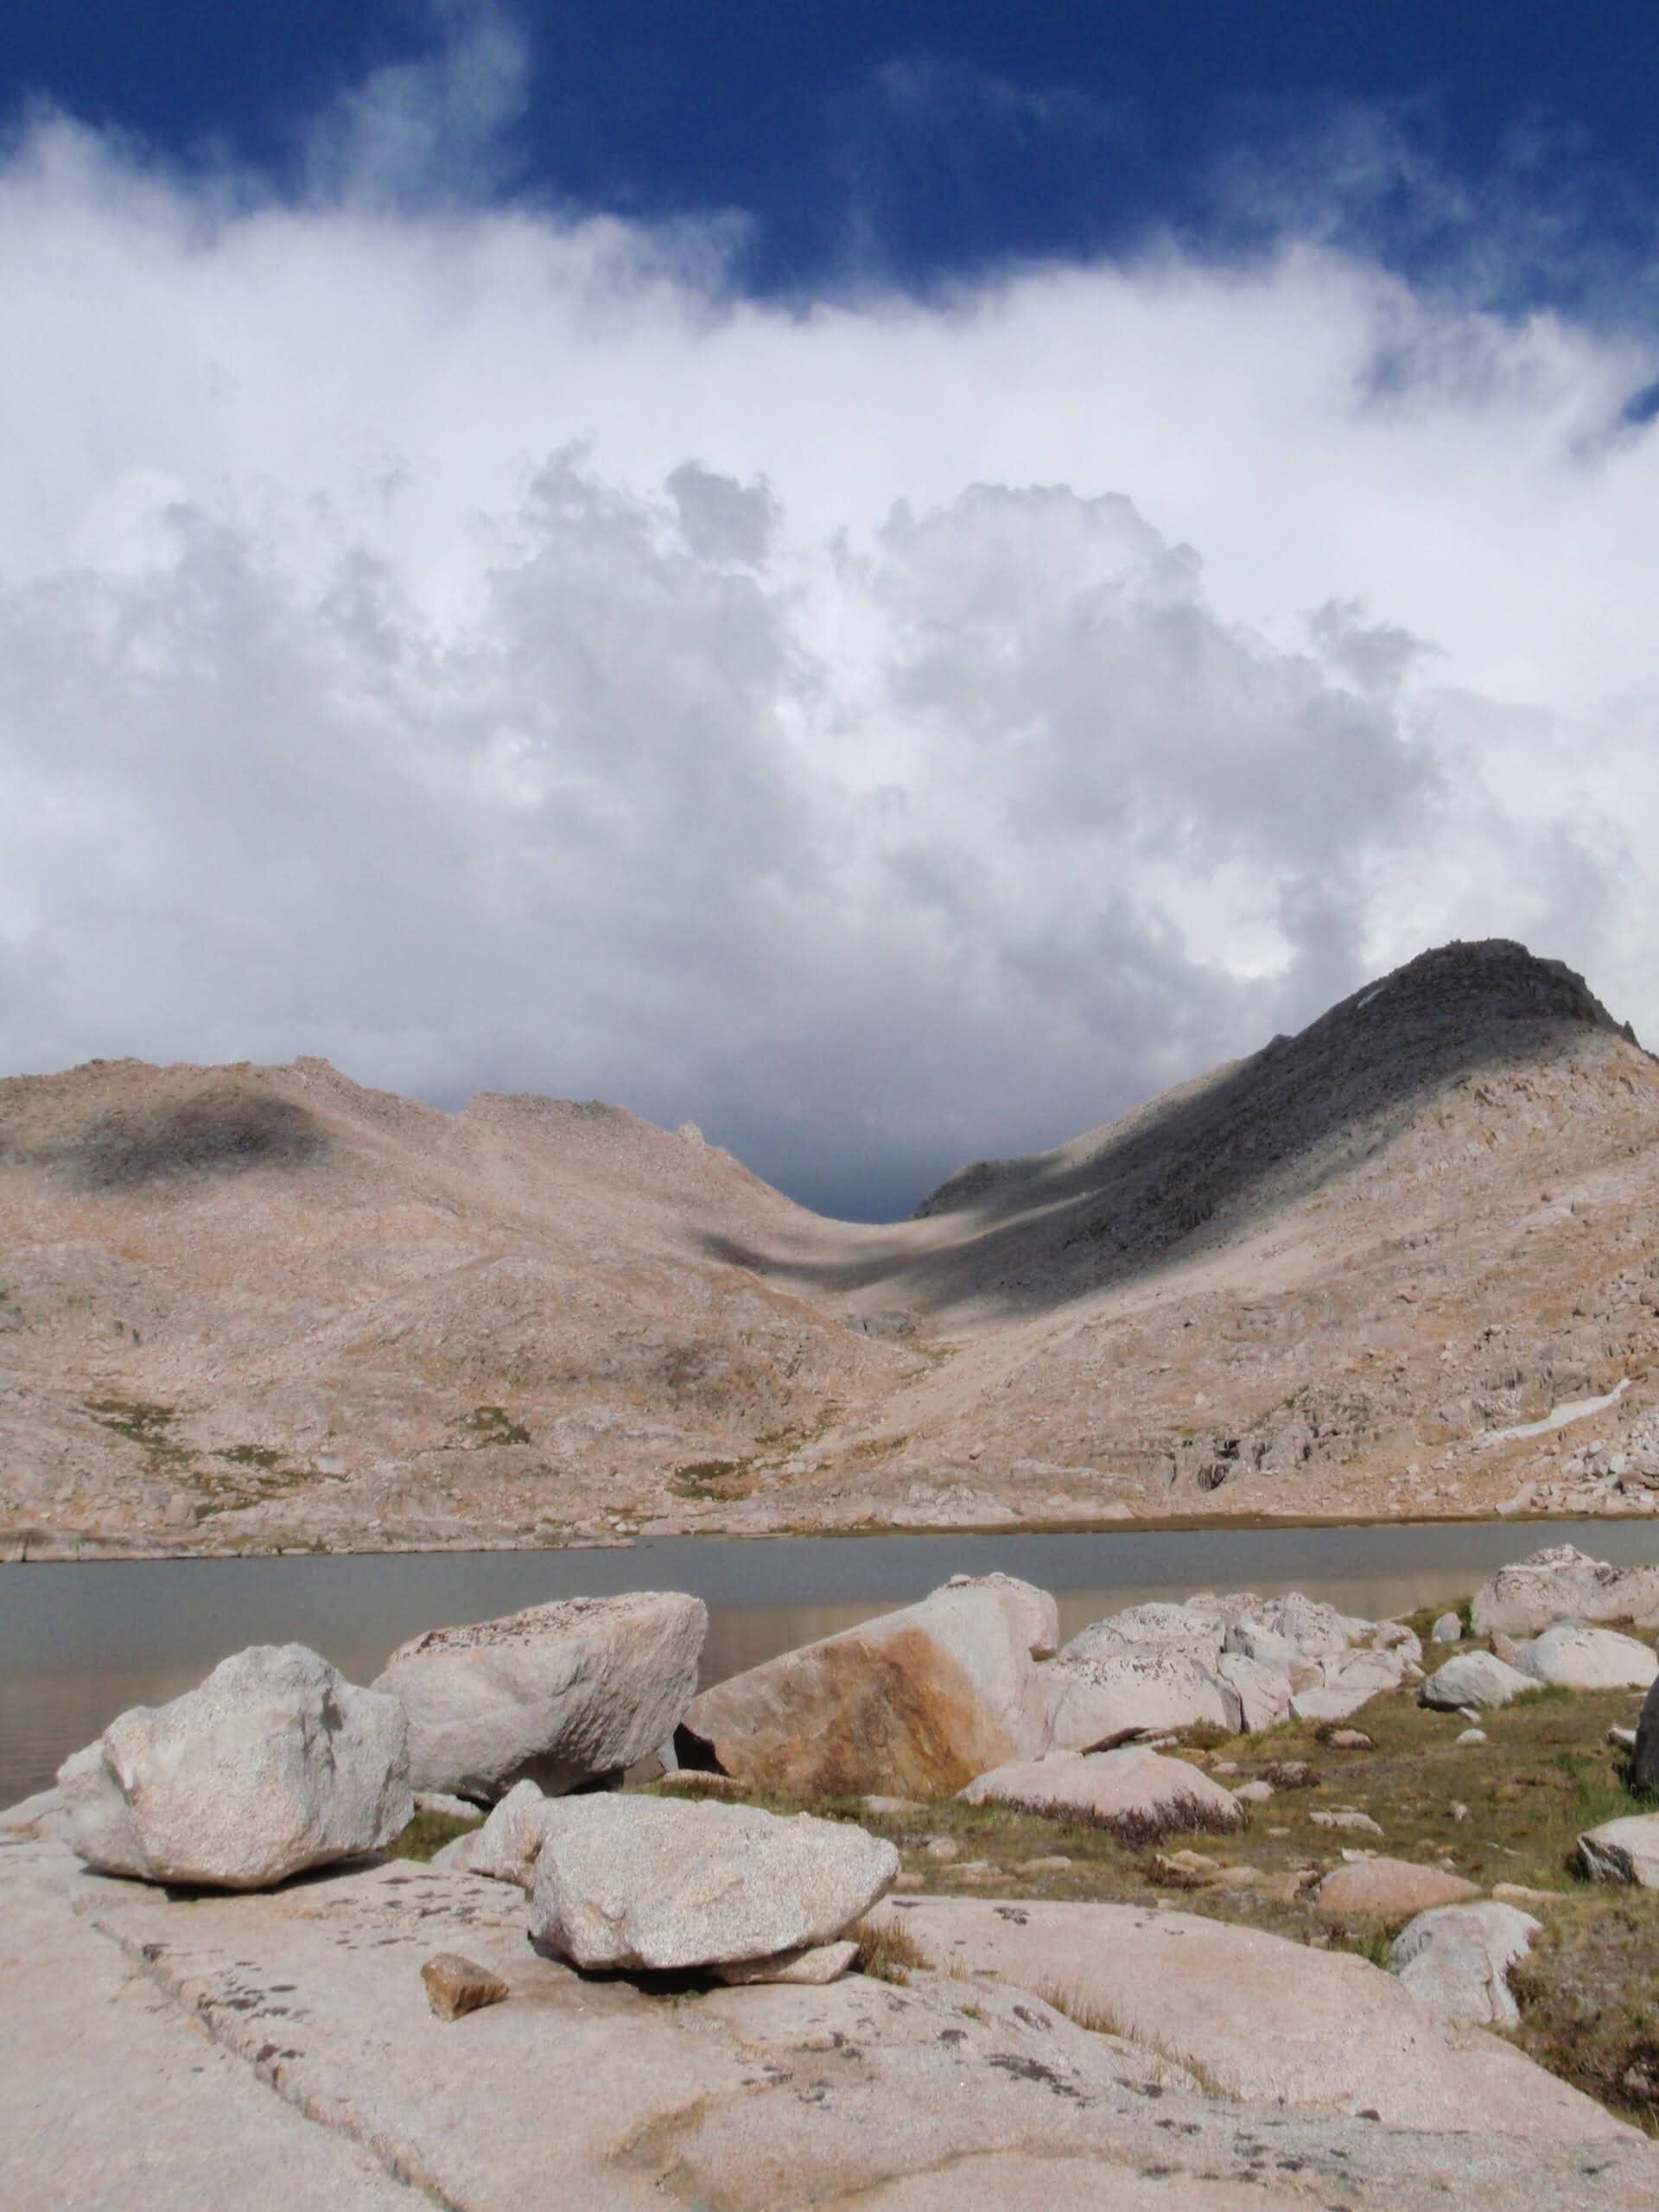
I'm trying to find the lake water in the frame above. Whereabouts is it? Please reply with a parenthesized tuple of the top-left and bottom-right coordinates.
(6, 1519, 1658, 1805)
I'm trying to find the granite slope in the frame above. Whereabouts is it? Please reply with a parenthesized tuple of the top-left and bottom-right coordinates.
(4, 938, 1659, 1552)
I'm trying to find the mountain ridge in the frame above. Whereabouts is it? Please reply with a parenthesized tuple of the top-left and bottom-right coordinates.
(3, 938, 1658, 1554)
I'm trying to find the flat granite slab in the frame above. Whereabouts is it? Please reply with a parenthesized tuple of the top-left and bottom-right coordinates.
(3, 1824, 1657, 2210)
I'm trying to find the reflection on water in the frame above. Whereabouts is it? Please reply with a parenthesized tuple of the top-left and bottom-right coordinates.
(4, 1519, 1658, 1804)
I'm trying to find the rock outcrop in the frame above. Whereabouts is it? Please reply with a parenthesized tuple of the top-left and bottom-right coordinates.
(1510, 1622, 1658, 1691)
(9, 1827, 1653, 2209)
(957, 1745, 1244, 1831)
(1420, 1650, 1536, 1708)
(1471, 1545, 1659, 1636)
(1314, 1858, 1482, 1915)
(524, 1795, 898, 1973)
(1043, 1647, 1240, 1748)
(1387, 1901, 1541, 2026)
(373, 1592, 707, 1802)
(1635, 1674, 1659, 1790)
(56, 1643, 410, 1889)
(677, 1577, 1051, 1796)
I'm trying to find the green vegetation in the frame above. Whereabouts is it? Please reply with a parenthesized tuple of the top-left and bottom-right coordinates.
(849, 1433, 908, 1463)
(670, 1458, 754, 1501)
(461, 1405, 532, 1447)
(87, 1396, 181, 1447)
(217, 1445, 286, 1471)
(652, 1669, 1659, 2124)
(387, 1808, 483, 1861)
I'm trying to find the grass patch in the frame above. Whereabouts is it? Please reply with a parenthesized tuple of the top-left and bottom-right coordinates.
(217, 1445, 286, 1471)
(1510, 1897, 1659, 2126)
(88, 1396, 184, 1448)
(850, 1915, 930, 1984)
(461, 1405, 532, 1447)
(670, 1459, 754, 1501)
(386, 1808, 483, 1861)
(1000, 1789, 1245, 1849)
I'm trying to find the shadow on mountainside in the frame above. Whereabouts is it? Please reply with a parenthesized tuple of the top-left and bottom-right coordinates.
(696, 941, 1654, 1321)
(16, 1088, 330, 1192)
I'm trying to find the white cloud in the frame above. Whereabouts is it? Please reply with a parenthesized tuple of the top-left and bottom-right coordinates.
(1, 93, 1657, 1215)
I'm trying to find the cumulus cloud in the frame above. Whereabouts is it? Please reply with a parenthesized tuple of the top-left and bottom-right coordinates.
(1, 77, 1658, 1216)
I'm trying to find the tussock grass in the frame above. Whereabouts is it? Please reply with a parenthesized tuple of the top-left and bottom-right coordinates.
(850, 1915, 930, 1984)
(1031, 1978, 1233, 2095)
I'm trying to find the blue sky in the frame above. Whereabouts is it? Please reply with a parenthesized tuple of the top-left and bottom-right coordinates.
(10, 1, 1659, 308)
(2, 5, 1657, 1217)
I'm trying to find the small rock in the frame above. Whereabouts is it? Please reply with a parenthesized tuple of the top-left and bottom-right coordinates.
(1420, 1652, 1535, 1711)
(861, 1796, 924, 1817)
(1211, 1759, 1240, 1776)
(1431, 1612, 1463, 1645)
(1311, 1808, 1385, 1836)
(1491, 1882, 1564, 1905)
(526, 1795, 898, 1971)
(1577, 1812, 1659, 1889)
(959, 1746, 1244, 1831)
(1315, 1858, 1481, 1915)
(1262, 1759, 1318, 1789)
(1233, 1780, 1274, 1804)
(1455, 1728, 1488, 1746)
(923, 1835, 961, 1863)
(1324, 1729, 1373, 1751)
(714, 1940, 859, 1986)
(421, 1953, 510, 2021)
(1608, 1726, 1637, 1751)
(1022, 1854, 1072, 1873)
(1213, 1864, 1263, 1888)
(440, 1778, 548, 1885)
(0, 1787, 65, 1837)
(1150, 1849, 1222, 1887)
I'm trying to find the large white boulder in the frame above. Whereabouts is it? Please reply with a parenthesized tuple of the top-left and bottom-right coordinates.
(1421, 1650, 1537, 1709)
(942, 1572, 1059, 1659)
(373, 1590, 707, 1802)
(524, 1795, 897, 1971)
(677, 1576, 1051, 1796)
(1578, 1812, 1659, 1887)
(1290, 1644, 1412, 1723)
(958, 1745, 1244, 1832)
(1041, 1648, 1240, 1751)
(1234, 1593, 1358, 1661)
(1216, 1650, 1293, 1732)
(1471, 1545, 1659, 1637)
(1510, 1624, 1658, 1692)
(1387, 1901, 1541, 2027)
(1058, 1602, 1225, 1668)
(57, 1643, 410, 1890)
